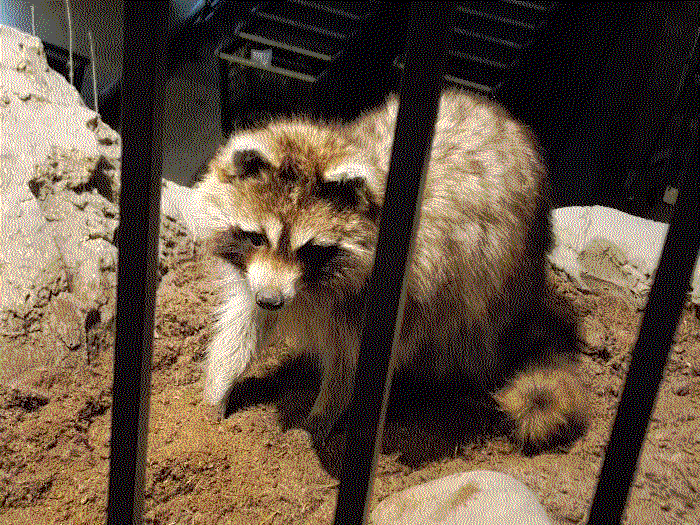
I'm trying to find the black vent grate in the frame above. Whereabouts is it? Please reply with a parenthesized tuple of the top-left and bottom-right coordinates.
(219, 0, 377, 83)
(217, 0, 561, 131)
(220, 1, 559, 91)
(397, 1, 559, 94)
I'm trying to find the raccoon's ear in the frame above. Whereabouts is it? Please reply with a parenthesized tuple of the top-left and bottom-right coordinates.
(232, 149, 273, 179)
(217, 135, 274, 182)
(324, 163, 372, 185)
(319, 163, 377, 213)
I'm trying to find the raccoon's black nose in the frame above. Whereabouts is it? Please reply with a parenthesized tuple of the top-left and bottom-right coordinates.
(255, 288, 284, 310)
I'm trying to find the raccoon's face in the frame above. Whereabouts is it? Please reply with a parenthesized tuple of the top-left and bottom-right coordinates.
(201, 124, 381, 311)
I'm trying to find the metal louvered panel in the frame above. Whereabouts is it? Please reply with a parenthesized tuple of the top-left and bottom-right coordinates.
(217, 1, 561, 131)
(220, 1, 377, 83)
(396, 1, 559, 94)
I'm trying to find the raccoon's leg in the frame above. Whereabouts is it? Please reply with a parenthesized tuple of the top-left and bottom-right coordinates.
(204, 265, 267, 414)
(302, 340, 357, 445)
(492, 355, 590, 454)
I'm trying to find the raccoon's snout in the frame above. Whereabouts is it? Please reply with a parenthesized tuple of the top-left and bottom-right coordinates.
(255, 287, 285, 310)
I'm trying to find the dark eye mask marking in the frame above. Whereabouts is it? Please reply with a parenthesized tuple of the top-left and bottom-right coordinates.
(239, 230, 266, 248)
(297, 240, 341, 281)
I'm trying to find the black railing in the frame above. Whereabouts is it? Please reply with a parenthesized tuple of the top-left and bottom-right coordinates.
(586, 54, 699, 525)
(109, 2, 700, 524)
(106, 2, 169, 524)
(334, 4, 454, 524)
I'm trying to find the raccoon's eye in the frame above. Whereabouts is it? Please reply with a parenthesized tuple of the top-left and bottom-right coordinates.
(239, 231, 266, 248)
(297, 241, 340, 274)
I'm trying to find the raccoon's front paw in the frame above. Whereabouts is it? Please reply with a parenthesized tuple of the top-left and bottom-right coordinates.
(301, 412, 335, 448)
(493, 363, 590, 455)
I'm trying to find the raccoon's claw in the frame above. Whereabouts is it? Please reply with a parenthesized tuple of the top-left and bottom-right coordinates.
(301, 413, 334, 447)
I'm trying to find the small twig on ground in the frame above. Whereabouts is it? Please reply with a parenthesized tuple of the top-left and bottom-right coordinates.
(88, 30, 98, 114)
(65, 0, 73, 86)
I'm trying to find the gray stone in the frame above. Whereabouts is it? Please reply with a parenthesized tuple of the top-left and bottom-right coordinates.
(43, 292, 84, 351)
(371, 470, 552, 525)
(0, 25, 200, 354)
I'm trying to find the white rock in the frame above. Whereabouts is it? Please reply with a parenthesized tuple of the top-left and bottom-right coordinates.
(370, 470, 552, 525)
(0, 26, 84, 108)
(161, 179, 208, 240)
(0, 24, 198, 340)
(0, 193, 66, 321)
(549, 205, 700, 305)
(0, 25, 110, 321)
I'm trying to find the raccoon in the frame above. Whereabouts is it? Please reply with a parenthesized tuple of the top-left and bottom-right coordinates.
(196, 88, 589, 452)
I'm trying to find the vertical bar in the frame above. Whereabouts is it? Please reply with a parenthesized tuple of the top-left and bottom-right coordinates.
(65, 0, 73, 86)
(107, 2, 169, 525)
(88, 29, 98, 114)
(586, 69, 699, 524)
(333, 3, 454, 525)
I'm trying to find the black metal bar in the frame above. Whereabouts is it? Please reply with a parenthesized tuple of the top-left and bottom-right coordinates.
(107, 2, 169, 524)
(586, 69, 699, 524)
(333, 3, 454, 525)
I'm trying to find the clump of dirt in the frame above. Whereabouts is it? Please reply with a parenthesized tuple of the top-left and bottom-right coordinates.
(1, 251, 699, 525)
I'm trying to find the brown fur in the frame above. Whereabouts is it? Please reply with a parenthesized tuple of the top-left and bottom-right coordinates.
(197, 88, 589, 451)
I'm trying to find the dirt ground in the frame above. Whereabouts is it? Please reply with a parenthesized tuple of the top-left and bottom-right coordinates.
(1, 244, 699, 525)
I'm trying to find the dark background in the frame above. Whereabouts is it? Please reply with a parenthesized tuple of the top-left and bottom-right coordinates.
(77, 1, 700, 216)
